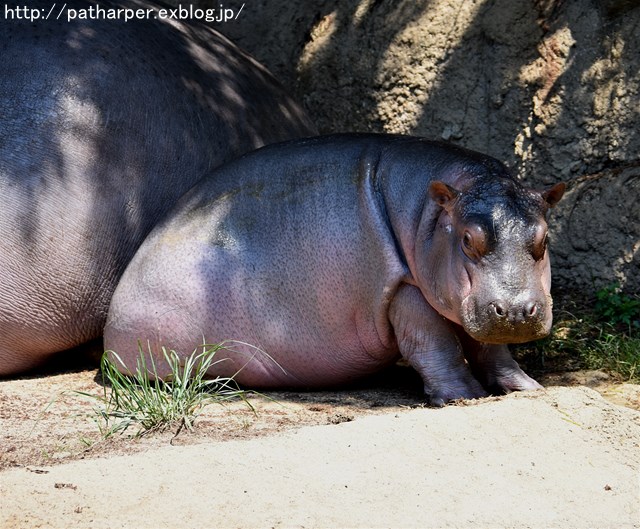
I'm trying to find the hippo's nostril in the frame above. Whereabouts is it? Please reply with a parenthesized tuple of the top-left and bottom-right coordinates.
(492, 301, 507, 318)
(491, 300, 539, 322)
(525, 302, 538, 318)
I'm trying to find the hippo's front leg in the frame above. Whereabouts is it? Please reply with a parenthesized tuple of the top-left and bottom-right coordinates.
(457, 334, 543, 395)
(389, 284, 488, 406)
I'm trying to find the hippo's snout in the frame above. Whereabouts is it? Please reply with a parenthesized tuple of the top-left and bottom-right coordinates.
(462, 293, 552, 345)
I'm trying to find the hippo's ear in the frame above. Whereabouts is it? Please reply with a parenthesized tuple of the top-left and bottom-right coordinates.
(429, 181, 460, 211)
(541, 182, 566, 208)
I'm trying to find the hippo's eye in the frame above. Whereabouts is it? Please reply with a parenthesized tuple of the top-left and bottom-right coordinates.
(461, 226, 488, 261)
(463, 232, 473, 250)
(461, 229, 484, 261)
(532, 229, 549, 261)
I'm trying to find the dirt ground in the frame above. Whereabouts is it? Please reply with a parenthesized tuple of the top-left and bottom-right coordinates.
(1, 364, 639, 528)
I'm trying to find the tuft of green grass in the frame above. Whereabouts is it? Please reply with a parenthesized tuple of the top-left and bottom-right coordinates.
(514, 284, 640, 382)
(594, 283, 640, 331)
(80, 342, 253, 438)
(577, 324, 640, 381)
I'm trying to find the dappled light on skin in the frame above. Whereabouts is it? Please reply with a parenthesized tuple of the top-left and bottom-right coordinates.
(0, 0, 315, 377)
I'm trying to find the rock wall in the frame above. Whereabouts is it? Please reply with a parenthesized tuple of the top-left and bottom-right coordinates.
(174, 0, 640, 295)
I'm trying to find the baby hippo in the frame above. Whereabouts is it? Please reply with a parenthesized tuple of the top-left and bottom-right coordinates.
(104, 134, 565, 406)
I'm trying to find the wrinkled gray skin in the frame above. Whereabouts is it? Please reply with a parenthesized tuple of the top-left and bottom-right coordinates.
(0, 0, 316, 376)
(105, 134, 565, 406)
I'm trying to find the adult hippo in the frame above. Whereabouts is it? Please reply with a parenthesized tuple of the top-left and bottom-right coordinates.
(0, 0, 316, 376)
(104, 134, 565, 406)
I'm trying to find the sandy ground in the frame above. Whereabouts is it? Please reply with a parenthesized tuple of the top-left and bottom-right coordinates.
(1, 366, 639, 529)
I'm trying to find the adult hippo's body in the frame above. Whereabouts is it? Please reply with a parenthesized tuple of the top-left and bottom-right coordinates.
(105, 134, 565, 405)
(0, 0, 315, 376)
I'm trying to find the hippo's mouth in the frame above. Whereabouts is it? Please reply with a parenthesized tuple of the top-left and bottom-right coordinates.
(464, 325, 550, 345)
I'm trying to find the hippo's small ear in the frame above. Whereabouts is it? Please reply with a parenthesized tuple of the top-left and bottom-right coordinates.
(541, 182, 566, 208)
(429, 181, 460, 210)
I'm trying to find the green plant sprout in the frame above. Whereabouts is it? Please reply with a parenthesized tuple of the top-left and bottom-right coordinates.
(79, 342, 255, 438)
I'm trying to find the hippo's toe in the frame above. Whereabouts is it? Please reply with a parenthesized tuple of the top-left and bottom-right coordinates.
(484, 368, 543, 395)
(426, 379, 489, 407)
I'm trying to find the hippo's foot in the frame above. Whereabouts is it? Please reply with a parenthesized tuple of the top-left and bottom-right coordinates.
(390, 284, 492, 407)
(426, 376, 489, 408)
(478, 364, 543, 395)
(464, 342, 543, 396)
